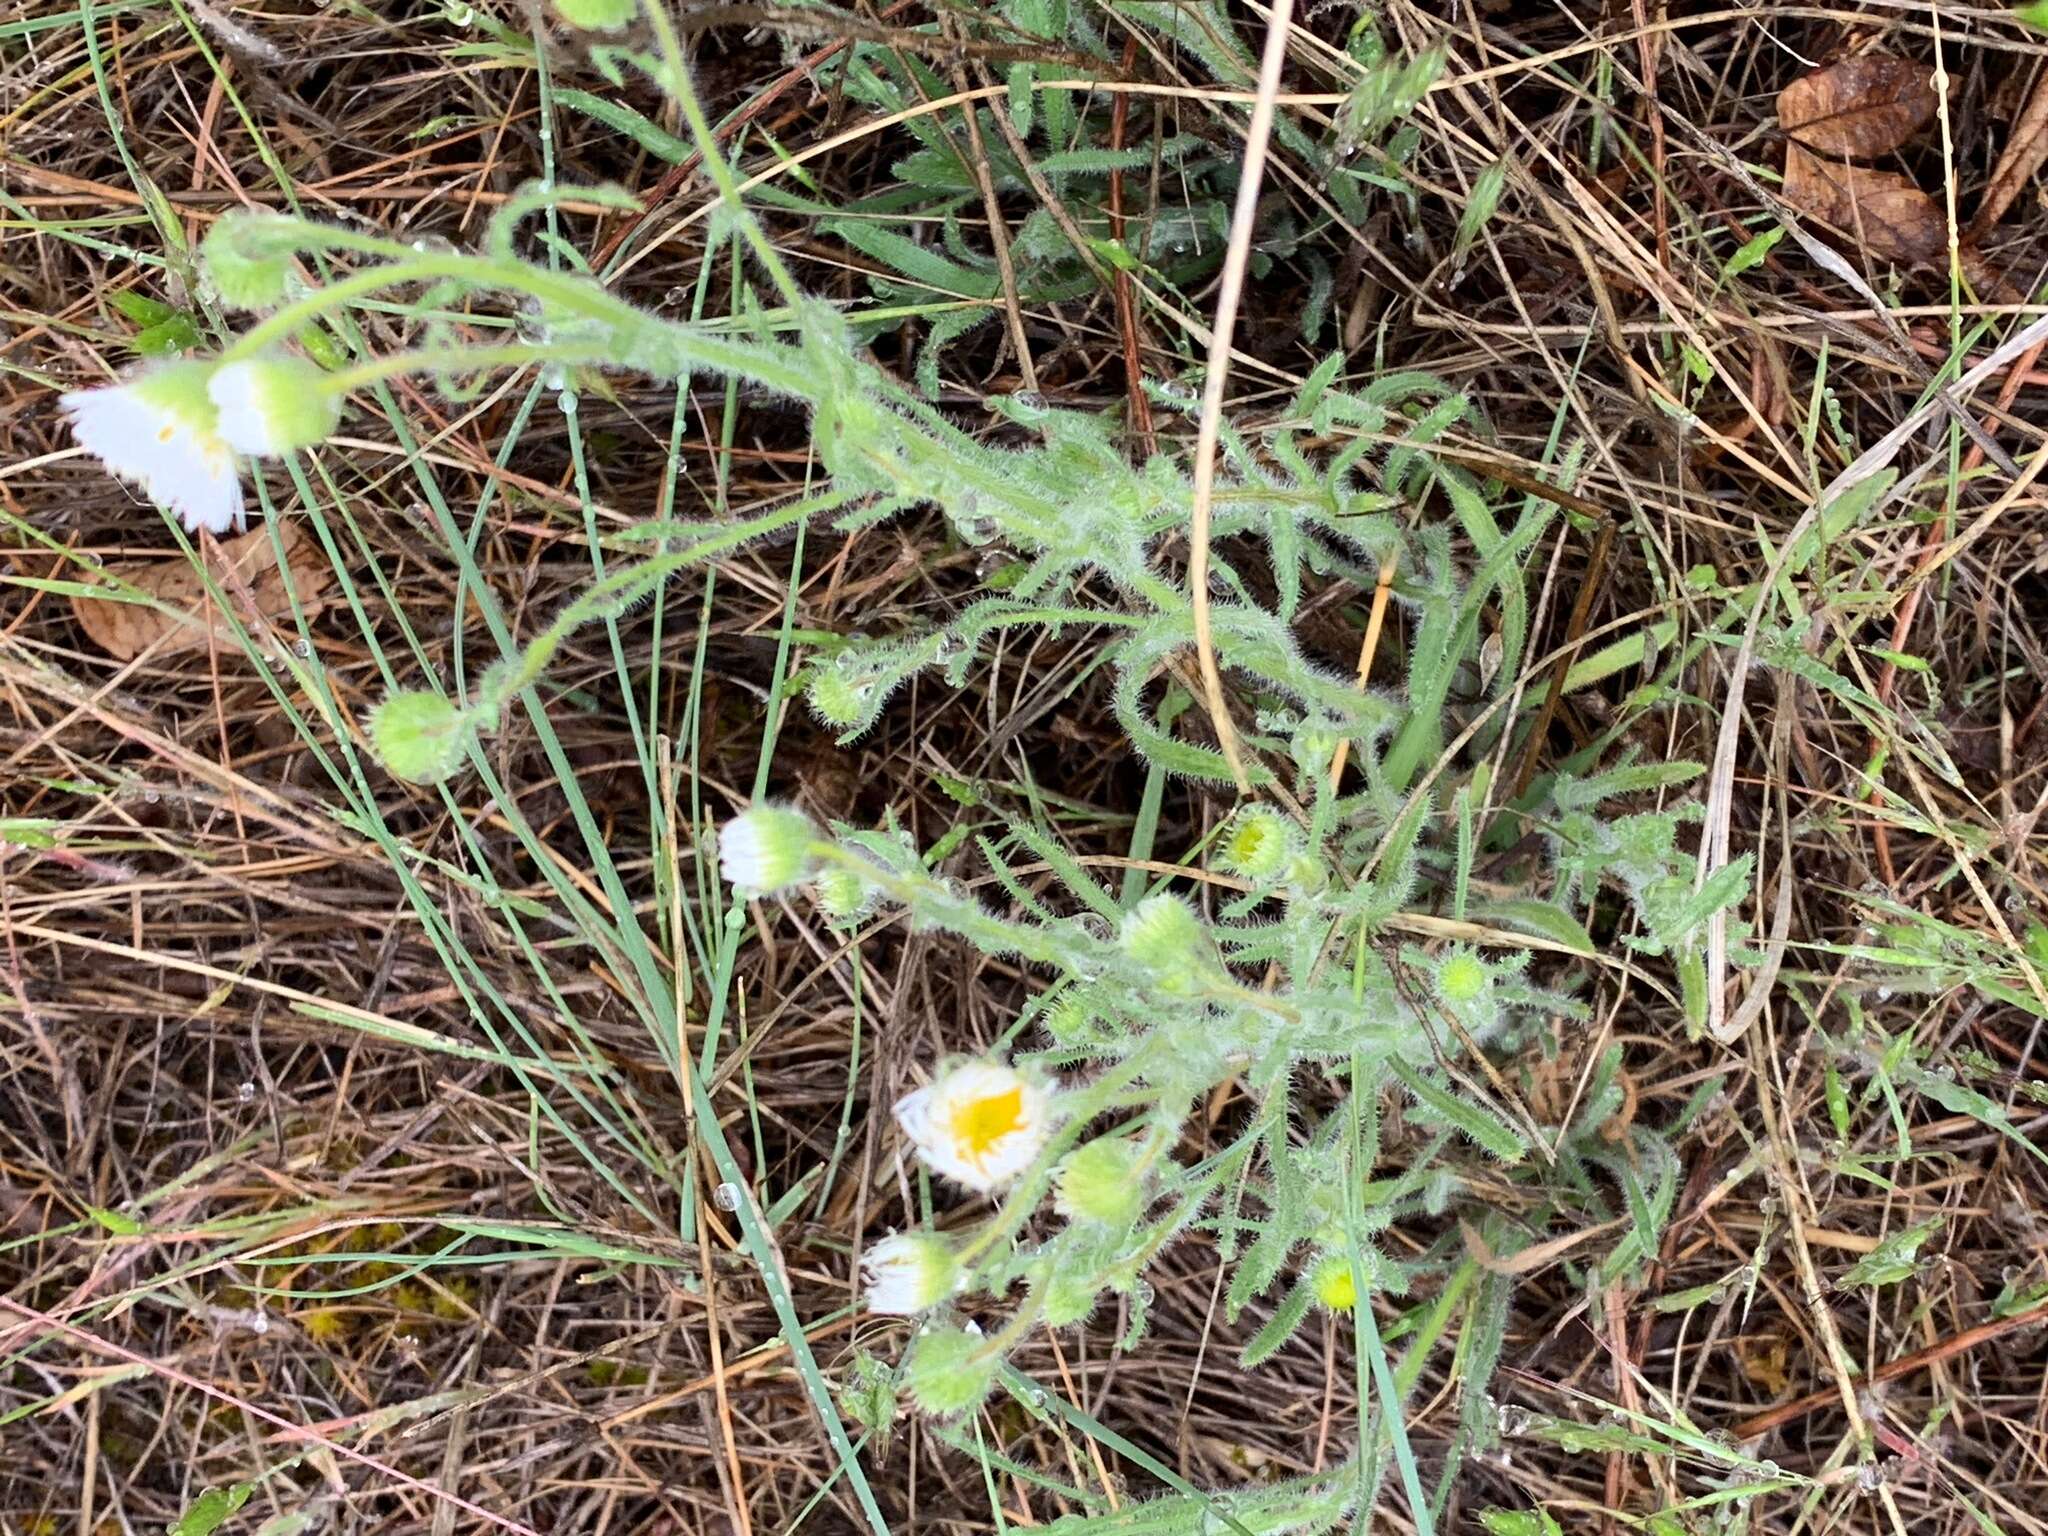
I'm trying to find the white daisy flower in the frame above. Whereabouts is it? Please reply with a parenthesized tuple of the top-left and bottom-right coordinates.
(861, 1233, 959, 1315)
(61, 362, 243, 535)
(894, 1059, 1052, 1193)
(718, 806, 818, 895)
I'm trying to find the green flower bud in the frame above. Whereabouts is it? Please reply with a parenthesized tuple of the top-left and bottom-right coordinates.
(719, 806, 818, 895)
(1039, 1268, 1100, 1328)
(807, 665, 876, 731)
(1435, 947, 1490, 1005)
(207, 356, 339, 457)
(904, 1325, 996, 1418)
(1282, 851, 1329, 892)
(201, 211, 298, 311)
(1054, 1137, 1145, 1228)
(1041, 990, 1097, 1044)
(1118, 894, 1208, 985)
(554, 0, 637, 28)
(1311, 1255, 1357, 1312)
(1291, 725, 1339, 780)
(1215, 805, 1294, 882)
(369, 691, 470, 785)
(813, 865, 875, 922)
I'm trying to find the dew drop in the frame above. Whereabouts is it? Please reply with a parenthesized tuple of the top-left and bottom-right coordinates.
(713, 1182, 742, 1211)
(292, 637, 312, 659)
(237, 1081, 258, 1104)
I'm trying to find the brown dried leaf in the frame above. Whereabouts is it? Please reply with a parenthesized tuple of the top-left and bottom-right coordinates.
(1779, 54, 1937, 158)
(70, 520, 334, 662)
(1737, 1333, 1793, 1399)
(1782, 143, 1946, 264)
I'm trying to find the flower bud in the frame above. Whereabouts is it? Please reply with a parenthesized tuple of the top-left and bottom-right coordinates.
(718, 806, 818, 896)
(1216, 805, 1294, 882)
(1039, 1268, 1100, 1328)
(861, 1233, 959, 1315)
(1290, 725, 1339, 780)
(1054, 1137, 1145, 1228)
(1311, 1254, 1357, 1312)
(208, 356, 340, 457)
(369, 691, 469, 785)
(1282, 851, 1329, 892)
(1040, 990, 1097, 1045)
(813, 864, 875, 922)
(806, 664, 877, 732)
(201, 211, 298, 311)
(1118, 894, 1208, 984)
(904, 1325, 996, 1418)
(1435, 947, 1490, 1005)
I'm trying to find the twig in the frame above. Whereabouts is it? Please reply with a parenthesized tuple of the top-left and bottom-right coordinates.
(1509, 516, 1614, 802)
(1186, 0, 1299, 794)
(1965, 61, 2048, 241)
(1732, 1296, 2048, 1441)
(1326, 546, 1399, 791)
(945, 24, 1037, 393)
(1107, 30, 1156, 457)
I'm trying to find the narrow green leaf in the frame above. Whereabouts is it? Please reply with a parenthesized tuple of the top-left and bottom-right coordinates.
(86, 1205, 145, 1236)
(1476, 898, 1596, 955)
(1722, 225, 1784, 279)
(1840, 1217, 1943, 1288)
(554, 88, 691, 162)
(1387, 1056, 1525, 1164)
(1451, 157, 1508, 263)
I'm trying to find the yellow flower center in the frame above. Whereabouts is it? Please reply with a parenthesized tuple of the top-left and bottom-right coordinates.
(1312, 1259, 1357, 1311)
(949, 1086, 1024, 1164)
